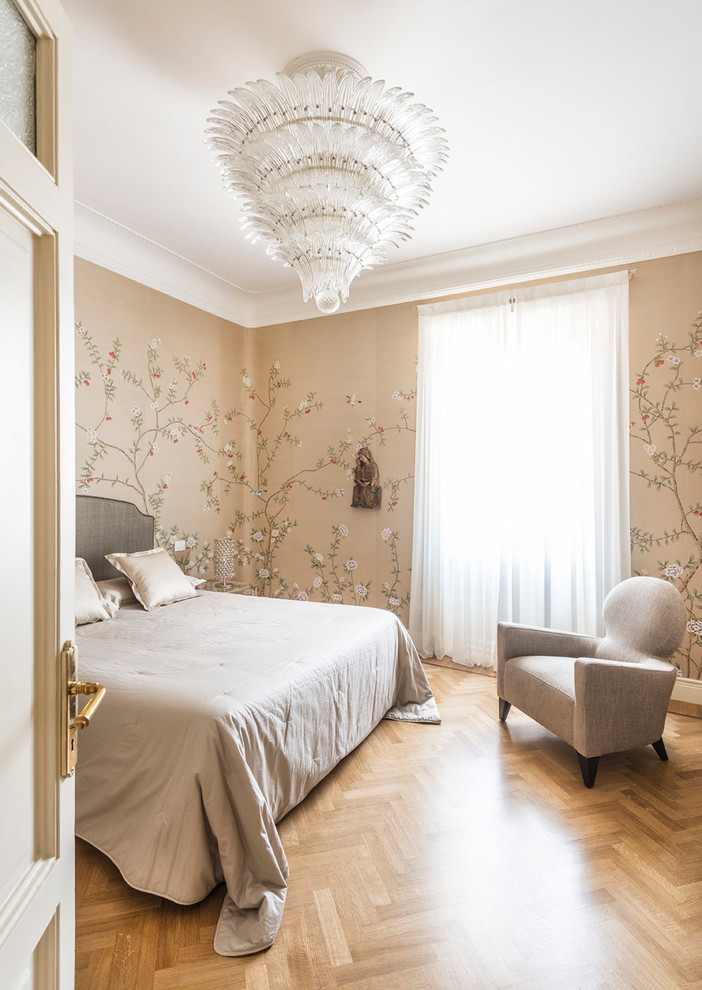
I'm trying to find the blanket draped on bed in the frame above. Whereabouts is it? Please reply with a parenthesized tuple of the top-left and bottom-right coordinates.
(75, 593, 439, 955)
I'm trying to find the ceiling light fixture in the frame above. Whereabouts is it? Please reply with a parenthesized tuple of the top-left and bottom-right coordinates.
(206, 52, 448, 315)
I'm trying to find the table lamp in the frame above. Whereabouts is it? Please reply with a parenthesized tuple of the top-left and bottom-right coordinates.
(213, 538, 235, 590)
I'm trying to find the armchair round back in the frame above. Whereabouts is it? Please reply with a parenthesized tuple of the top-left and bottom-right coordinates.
(595, 576, 686, 664)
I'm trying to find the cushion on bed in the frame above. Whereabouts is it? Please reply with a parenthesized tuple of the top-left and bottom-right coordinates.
(75, 558, 115, 625)
(99, 573, 203, 605)
(105, 547, 197, 611)
(98, 576, 137, 606)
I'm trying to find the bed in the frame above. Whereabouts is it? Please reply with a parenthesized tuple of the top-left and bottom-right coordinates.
(74, 496, 440, 955)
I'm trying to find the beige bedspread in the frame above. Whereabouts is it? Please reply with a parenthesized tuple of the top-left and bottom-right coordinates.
(75, 592, 439, 955)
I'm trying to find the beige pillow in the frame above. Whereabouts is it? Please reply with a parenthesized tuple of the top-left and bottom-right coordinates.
(97, 576, 137, 607)
(105, 548, 197, 611)
(75, 558, 114, 625)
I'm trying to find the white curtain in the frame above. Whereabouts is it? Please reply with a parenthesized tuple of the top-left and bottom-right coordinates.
(410, 272, 630, 666)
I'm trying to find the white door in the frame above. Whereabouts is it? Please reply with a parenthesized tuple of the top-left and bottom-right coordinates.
(0, 1, 75, 987)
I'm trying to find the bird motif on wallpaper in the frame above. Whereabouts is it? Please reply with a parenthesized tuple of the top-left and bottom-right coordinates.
(346, 393, 362, 406)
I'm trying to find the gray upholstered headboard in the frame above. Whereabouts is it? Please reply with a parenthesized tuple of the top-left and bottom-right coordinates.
(76, 495, 155, 581)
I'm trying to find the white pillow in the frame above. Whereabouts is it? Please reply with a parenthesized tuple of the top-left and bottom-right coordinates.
(75, 558, 115, 625)
(104, 548, 197, 611)
(97, 576, 137, 607)
(187, 575, 207, 589)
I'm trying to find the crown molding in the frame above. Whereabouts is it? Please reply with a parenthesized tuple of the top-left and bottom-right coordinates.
(74, 197, 702, 329)
(251, 197, 702, 326)
(73, 202, 257, 326)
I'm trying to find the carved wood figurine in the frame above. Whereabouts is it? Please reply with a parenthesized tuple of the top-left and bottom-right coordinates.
(351, 446, 381, 509)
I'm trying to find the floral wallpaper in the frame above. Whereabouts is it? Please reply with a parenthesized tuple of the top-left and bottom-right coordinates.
(73, 260, 249, 576)
(629, 310, 702, 678)
(74, 260, 418, 622)
(75, 322, 241, 573)
(75, 253, 702, 678)
(213, 360, 416, 614)
(75, 328, 417, 615)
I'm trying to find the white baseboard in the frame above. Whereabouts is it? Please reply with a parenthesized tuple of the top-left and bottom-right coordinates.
(671, 676, 702, 705)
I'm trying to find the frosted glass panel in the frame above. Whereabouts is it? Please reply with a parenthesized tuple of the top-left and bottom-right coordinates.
(0, 0, 36, 153)
(0, 208, 35, 910)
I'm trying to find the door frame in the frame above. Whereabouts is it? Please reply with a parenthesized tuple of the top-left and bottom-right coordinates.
(0, 0, 75, 986)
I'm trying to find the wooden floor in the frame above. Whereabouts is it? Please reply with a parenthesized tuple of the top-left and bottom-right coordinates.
(76, 667, 702, 990)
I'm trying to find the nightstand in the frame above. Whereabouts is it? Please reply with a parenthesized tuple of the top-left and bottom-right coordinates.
(201, 580, 254, 595)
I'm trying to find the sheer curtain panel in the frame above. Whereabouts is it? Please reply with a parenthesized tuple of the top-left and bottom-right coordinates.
(410, 272, 630, 666)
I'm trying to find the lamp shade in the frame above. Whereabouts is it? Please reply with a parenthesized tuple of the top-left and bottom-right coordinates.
(213, 538, 235, 585)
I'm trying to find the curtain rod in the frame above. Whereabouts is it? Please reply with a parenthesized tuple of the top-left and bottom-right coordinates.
(412, 269, 637, 309)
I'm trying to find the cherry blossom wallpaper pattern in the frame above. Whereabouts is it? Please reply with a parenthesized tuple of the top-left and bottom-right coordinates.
(629, 311, 702, 679)
(75, 322, 239, 574)
(75, 252, 702, 675)
(75, 320, 418, 621)
(214, 361, 417, 612)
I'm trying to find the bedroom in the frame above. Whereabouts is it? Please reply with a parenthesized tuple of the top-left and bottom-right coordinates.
(1, 0, 702, 987)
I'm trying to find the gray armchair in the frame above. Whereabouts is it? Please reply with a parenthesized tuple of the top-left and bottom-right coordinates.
(496, 576, 686, 787)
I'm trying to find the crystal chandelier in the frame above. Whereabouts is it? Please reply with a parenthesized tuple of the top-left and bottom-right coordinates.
(206, 52, 448, 314)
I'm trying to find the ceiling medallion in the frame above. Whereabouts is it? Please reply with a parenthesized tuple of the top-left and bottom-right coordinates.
(206, 52, 448, 315)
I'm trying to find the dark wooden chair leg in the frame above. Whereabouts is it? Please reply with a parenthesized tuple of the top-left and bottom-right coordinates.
(576, 752, 600, 788)
(498, 698, 511, 722)
(651, 737, 668, 762)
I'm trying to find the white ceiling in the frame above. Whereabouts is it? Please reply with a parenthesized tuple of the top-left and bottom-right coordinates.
(65, 0, 702, 317)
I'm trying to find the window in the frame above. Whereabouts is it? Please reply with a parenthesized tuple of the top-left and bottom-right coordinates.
(410, 272, 630, 666)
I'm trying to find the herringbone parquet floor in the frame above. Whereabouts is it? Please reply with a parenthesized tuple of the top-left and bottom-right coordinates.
(75, 666, 702, 990)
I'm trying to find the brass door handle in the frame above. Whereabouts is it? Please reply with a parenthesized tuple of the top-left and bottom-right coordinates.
(61, 641, 107, 777)
(69, 681, 106, 728)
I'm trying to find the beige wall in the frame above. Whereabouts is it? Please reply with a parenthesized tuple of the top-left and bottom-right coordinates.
(74, 259, 251, 574)
(627, 254, 702, 680)
(241, 305, 418, 611)
(75, 252, 702, 677)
